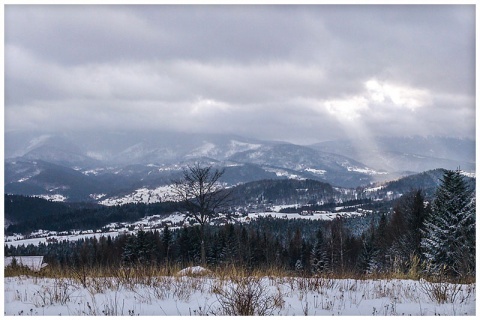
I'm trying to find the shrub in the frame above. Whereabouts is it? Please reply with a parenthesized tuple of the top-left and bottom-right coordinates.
(213, 276, 284, 316)
(419, 278, 464, 304)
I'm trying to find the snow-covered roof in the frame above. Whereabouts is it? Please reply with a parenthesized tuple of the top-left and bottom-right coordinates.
(4, 256, 47, 271)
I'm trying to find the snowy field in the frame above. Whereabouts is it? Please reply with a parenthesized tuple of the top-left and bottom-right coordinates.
(4, 272, 475, 316)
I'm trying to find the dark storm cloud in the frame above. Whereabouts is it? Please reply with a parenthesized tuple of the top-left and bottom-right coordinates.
(4, 5, 475, 144)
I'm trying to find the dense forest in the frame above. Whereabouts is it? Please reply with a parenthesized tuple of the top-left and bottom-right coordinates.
(230, 179, 337, 205)
(5, 197, 178, 234)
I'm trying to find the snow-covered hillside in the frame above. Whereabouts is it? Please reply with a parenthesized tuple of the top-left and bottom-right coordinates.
(36, 194, 68, 202)
(99, 185, 177, 206)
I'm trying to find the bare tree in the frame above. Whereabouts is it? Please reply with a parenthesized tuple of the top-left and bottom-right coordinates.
(171, 163, 231, 265)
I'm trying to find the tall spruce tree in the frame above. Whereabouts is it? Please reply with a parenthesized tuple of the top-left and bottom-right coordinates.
(421, 169, 475, 278)
(161, 225, 173, 263)
(310, 228, 329, 274)
(389, 190, 428, 272)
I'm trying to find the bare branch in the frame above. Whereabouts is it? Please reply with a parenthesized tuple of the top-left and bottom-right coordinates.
(171, 163, 231, 225)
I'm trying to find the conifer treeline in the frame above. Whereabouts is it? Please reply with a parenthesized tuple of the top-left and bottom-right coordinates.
(5, 217, 359, 273)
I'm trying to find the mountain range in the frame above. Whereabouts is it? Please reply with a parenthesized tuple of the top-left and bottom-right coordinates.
(4, 130, 475, 204)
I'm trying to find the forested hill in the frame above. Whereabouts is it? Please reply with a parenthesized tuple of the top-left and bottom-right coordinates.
(230, 179, 337, 205)
(4, 194, 178, 234)
(5, 194, 71, 225)
(364, 168, 476, 200)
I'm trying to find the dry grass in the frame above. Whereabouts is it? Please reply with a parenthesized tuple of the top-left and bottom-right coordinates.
(6, 260, 475, 285)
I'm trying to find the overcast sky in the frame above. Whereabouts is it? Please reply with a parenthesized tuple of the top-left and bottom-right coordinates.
(4, 4, 475, 144)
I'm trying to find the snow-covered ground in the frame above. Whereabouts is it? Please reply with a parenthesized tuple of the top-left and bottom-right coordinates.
(4, 274, 475, 316)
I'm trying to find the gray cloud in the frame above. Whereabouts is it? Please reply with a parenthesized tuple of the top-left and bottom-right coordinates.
(4, 5, 475, 144)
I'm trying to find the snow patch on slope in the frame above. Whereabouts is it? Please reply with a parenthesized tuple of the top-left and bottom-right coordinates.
(36, 194, 67, 202)
(99, 185, 177, 206)
(263, 167, 305, 180)
(460, 170, 476, 178)
(82, 168, 106, 176)
(16, 169, 43, 182)
(344, 164, 388, 175)
(304, 168, 326, 175)
(90, 193, 107, 200)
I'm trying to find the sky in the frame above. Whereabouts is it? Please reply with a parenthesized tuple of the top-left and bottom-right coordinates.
(4, 4, 476, 145)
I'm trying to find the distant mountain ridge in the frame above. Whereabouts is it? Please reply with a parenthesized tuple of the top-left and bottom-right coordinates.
(4, 131, 475, 203)
(5, 131, 273, 166)
(311, 136, 475, 173)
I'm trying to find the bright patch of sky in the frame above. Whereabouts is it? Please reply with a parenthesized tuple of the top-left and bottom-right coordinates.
(365, 79, 432, 111)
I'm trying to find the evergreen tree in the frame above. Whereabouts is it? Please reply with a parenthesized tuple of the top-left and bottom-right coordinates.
(357, 225, 378, 274)
(162, 225, 173, 263)
(219, 224, 238, 265)
(373, 213, 389, 270)
(310, 228, 329, 274)
(122, 235, 138, 265)
(121, 230, 156, 266)
(389, 190, 428, 272)
(329, 218, 348, 273)
(288, 228, 303, 269)
(421, 169, 475, 278)
(136, 230, 156, 264)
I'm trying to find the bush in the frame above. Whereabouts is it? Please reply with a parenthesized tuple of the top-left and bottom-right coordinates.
(419, 278, 465, 304)
(213, 276, 284, 316)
